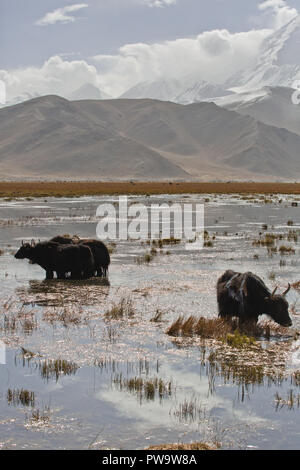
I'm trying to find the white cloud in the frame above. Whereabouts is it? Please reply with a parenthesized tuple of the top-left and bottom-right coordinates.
(0, 56, 101, 102)
(93, 28, 271, 96)
(259, 0, 297, 29)
(36, 4, 88, 26)
(1, 1, 298, 102)
(0, 28, 271, 100)
(141, 0, 176, 7)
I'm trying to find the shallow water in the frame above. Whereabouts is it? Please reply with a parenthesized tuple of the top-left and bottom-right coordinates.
(0, 194, 299, 450)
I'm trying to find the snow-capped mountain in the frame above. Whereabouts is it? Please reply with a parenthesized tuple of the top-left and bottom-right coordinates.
(120, 15, 300, 105)
(174, 81, 232, 105)
(229, 15, 300, 93)
(120, 77, 233, 105)
(120, 78, 186, 101)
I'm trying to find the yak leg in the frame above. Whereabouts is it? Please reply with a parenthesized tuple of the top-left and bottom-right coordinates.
(71, 270, 81, 280)
(86, 269, 95, 278)
(57, 271, 66, 280)
(217, 295, 229, 318)
(45, 270, 54, 280)
(82, 270, 91, 279)
(218, 309, 230, 319)
(95, 265, 102, 277)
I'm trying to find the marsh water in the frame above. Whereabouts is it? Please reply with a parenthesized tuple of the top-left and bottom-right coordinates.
(0, 194, 299, 450)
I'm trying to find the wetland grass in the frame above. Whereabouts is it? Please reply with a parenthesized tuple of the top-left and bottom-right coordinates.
(1, 182, 300, 199)
(166, 316, 266, 344)
(253, 233, 278, 247)
(268, 271, 276, 280)
(135, 252, 154, 264)
(292, 280, 300, 291)
(39, 358, 79, 382)
(146, 442, 218, 450)
(112, 374, 173, 402)
(150, 309, 165, 323)
(165, 315, 296, 372)
(94, 356, 118, 372)
(287, 230, 298, 242)
(291, 371, 300, 387)
(103, 325, 119, 343)
(6, 388, 35, 407)
(207, 354, 285, 389)
(224, 330, 256, 348)
(203, 231, 214, 248)
(1, 308, 38, 336)
(26, 405, 51, 425)
(279, 245, 296, 255)
(43, 306, 85, 326)
(107, 242, 117, 254)
(104, 298, 135, 320)
(275, 390, 300, 410)
(20, 347, 40, 359)
(172, 396, 206, 423)
(135, 242, 174, 264)
(252, 231, 298, 257)
(160, 237, 181, 246)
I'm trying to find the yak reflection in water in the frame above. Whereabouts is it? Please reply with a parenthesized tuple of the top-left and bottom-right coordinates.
(16, 278, 110, 307)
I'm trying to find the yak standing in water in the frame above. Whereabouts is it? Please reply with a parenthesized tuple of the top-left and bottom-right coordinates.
(15, 241, 94, 280)
(50, 236, 110, 277)
(217, 270, 292, 327)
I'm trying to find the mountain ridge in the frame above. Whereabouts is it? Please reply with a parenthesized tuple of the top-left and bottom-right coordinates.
(1, 95, 300, 181)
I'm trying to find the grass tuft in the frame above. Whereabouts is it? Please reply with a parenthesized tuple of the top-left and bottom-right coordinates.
(7, 388, 35, 407)
(104, 298, 135, 320)
(166, 316, 283, 346)
(39, 359, 79, 382)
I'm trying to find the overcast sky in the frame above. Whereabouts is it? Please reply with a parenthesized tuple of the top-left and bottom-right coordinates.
(0, 0, 299, 99)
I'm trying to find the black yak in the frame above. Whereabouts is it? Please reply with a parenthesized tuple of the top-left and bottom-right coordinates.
(15, 241, 94, 280)
(50, 236, 110, 277)
(217, 270, 292, 327)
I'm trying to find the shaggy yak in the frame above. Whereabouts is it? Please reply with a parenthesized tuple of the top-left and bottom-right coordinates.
(15, 241, 94, 280)
(50, 236, 110, 277)
(217, 270, 292, 327)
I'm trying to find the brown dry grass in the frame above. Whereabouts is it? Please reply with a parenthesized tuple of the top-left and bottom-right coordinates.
(42, 306, 85, 326)
(293, 280, 300, 291)
(112, 374, 173, 401)
(166, 316, 277, 341)
(146, 442, 218, 450)
(1, 182, 300, 198)
(104, 298, 135, 320)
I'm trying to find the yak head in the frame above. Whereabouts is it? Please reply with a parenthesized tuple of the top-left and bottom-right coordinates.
(14, 241, 36, 262)
(265, 285, 292, 327)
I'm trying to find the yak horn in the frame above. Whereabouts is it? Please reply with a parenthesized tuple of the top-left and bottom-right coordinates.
(271, 286, 278, 296)
(282, 284, 291, 296)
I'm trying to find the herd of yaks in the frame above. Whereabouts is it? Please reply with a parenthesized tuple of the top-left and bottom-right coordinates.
(15, 235, 110, 280)
(14, 235, 293, 328)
